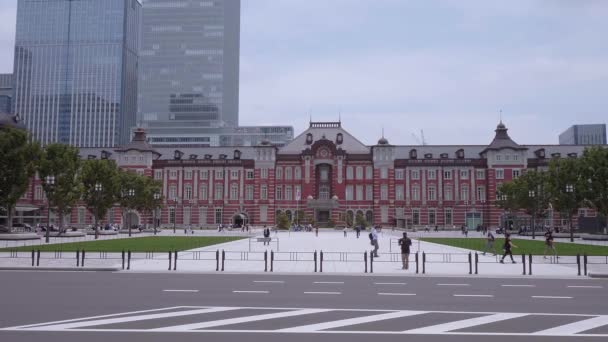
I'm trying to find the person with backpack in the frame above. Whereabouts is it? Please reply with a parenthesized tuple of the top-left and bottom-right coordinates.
(263, 225, 271, 246)
(369, 226, 379, 257)
(543, 229, 558, 259)
(482, 231, 496, 256)
(500, 233, 517, 263)
(398, 232, 412, 270)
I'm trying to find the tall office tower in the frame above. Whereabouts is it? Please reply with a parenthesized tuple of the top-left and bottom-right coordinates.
(0, 74, 12, 113)
(12, 0, 141, 147)
(559, 124, 607, 145)
(138, 0, 240, 143)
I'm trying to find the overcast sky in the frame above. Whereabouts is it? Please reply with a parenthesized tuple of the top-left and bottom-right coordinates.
(1, 0, 607, 145)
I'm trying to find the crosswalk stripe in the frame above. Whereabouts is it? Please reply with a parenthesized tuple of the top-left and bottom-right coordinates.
(403, 313, 528, 334)
(532, 315, 608, 335)
(277, 310, 425, 332)
(26, 307, 237, 331)
(150, 308, 331, 332)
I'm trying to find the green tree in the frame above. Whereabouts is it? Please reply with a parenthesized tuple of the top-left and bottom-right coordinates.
(135, 176, 162, 231)
(496, 182, 522, 230)
(0, 128, 40, 232)
(37, 143, 82, 236)
(276, 211, 289, 229)
(345, 211, 354, 227)
(294, 210, 306, 226)
(579, 146, 608, 226)
(355, 212, 368, 228)
(546, 158, 585, 241)
(80, 159, 119, 239)
(511, 170, 551, 238)
(117, 169, 140, 236)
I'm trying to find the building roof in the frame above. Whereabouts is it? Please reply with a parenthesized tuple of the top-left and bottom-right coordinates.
(114, 128, 160, 156)
(279, 122, 370, 154)
(480, 121, 527, 154)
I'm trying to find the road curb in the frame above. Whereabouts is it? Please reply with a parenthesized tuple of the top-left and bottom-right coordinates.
(588, 273, 608, 278)
(0, 267, 120, 272)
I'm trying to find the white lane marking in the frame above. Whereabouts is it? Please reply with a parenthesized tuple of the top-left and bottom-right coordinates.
(567, 285, 603, 289)
(253, 281, 285, 284)
(163, 289, 199, 293)
(278, 310, 425, 332)
(233, 290, 269, 294)
(374, 282, 406, 285)
(150, 308, 330, 332)
(501, 285, 535, 288)
(404, 313, 527, 333)
(532, 296, 572, 299)
(437, 284, 470, 286)
(378, 293, 416, 296)
(533, 315, 608, 335)
(304, 291, 341, 295)
(314, 281, 344, 284)
(453, 294, 494, 298)
(25, 307, 236, 331)
(2, 306, 193, 330)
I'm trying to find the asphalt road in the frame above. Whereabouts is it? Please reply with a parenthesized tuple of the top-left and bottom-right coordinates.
(0, 271, 607, 342)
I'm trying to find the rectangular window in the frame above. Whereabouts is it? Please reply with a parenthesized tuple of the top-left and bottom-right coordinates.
(199, 207, 207, 225)
(230, 184, 238, 200)
(285, 167, 292, 180)
(231, 170, 239, 179)
(169, 186, 177, 200)
(261, 168, 268, 179)
(201, 170, 209, 180)
(215, 170, 224, 179)
(429, 209, 436, 225)
(411, 170, 420, 180)
(184, 186, 192, 199)
(78, 207, 85, 224)
(246, 185, 254, 200)
(346, 167, 353, 180)
(477, 186, 486, 202)
(356, 185, 363, 200)
(428, 170, 436, 180)
(396, 185, 404, 200)
(259, 205, 268, 222)
(443, 170, 452, 180)
(496, 169, 504, 179)
(381, 184, 388, 200)
(412, 209, 420, 225)
(294, 167, 301, 180)
(275, 167, 283, 179)
(513, 154, 519, 161)
(381, 206, 388, 223)
(154, 170, 162, 180)
(395, 169, 404, 180)
(185, 170, 192, 180)
(214, 184, 223, 200)
(285, 186, 292, 200)
(346, 185, 353, 201)
(461, 186, 469, 201)
(496, 154, 502, 161)
(476, 169, 485, 180)
(412, 186, 420, 201)
(35, 185, 43, 200)
(183, 207, 191, 225)
(512, 169, 520, 179)
(428, 186, 436, 201)
(366, 185, 373, 200)
(505, 154, 511, 161)
(444, 186, 453, 201)
(356, 167, 363, 180)
(295, 185, 301, 200)
(445, 208, 453, 225)
(276, 186, 283, 200)
(380, 168, 388, 179)
(246, 170, 254, 179)
(169, 207, 175, 224)
(366, 166, 373, 179)
(261, 184, 268, 200)
(200, 185, 208, 200)
(214, 208, 222, 224)
(170, 170, 177, 179)
(460, 170, 469, 179)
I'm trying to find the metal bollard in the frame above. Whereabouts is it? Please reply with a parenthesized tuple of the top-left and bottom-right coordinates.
(264, 250, 268, 272)
(221, 250, 225, 271)
(314, 251, 317, 273)
(370, 253, 374, 274)
(271, 251, 274, 272)
(76, 250, 80, 267)
(522, 254, 526, 275)
(127, 250, 131, 270)
(474, 252, 478, 275)
(422, 252, 426, 274)
(81, 250, 85, 267)
(36, 250, 40, 266)
(31, 250, 35, 267)
(528, 254, 532, 275)
(415, 252, 419, 274)
(584, 253, 588, 276)
(364, 251, 368, 273)
(577, 254, 581, 276)
(168, 251, 172, 270)
(468, 252, 472, 274)
(216, 250, 219, 272)
(320, 251, 324, 273)
(122, 250, 125, 270)
(173, 251, 177, 271)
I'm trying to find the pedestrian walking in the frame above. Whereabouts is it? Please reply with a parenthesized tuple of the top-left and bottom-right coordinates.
(356, 225, 361, 238)
(370, 226, 379, 257)
(315, 226, 319, 237)
(482, 232, 496, 256)
(263, 225, 271, 246)
(543, 230, 558, 259)
(343, 226, 347, 238)
(500, 233, 517, 264)
(398, 232, 412, 270)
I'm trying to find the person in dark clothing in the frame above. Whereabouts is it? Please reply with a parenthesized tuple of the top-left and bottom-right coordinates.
(263, 226, 271, 246)
(398, 232, 413, 270)
(355, 226, 361, 238)
(500, 233, 517, 263)
(543, 230, 558, 259)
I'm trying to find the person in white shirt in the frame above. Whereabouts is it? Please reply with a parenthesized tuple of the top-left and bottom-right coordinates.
(370, 227, 379, 257)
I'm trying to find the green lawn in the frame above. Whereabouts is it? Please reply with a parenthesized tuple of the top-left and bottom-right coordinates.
(1, 236, 244, 252)
(419, 238, 608, 256)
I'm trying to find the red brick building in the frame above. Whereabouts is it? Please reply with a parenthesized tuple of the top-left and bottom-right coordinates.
(13, 121, 595, 230)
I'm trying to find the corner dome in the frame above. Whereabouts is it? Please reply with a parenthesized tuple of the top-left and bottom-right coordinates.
(377, 137, 389, 145)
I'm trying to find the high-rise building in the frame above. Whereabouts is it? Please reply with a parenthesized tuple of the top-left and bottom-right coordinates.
(0, 74, 12, 113)
(12, 0, 141, 147)
(559, 124, 607, 145)
(138, 0, 240, 143)
(145, 125, 294, 147)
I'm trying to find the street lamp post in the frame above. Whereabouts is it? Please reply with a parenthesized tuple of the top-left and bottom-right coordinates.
(529, 190, 536, 239)
(127, 188, 135, 237)
(566, 184, 574, 242)
(44, 175, 55, 243)
(94, 183, 102, 240)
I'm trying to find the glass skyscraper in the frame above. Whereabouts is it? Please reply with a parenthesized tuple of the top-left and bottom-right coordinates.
(138, 0, 240, 142)
(13, 0, 141, 147)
